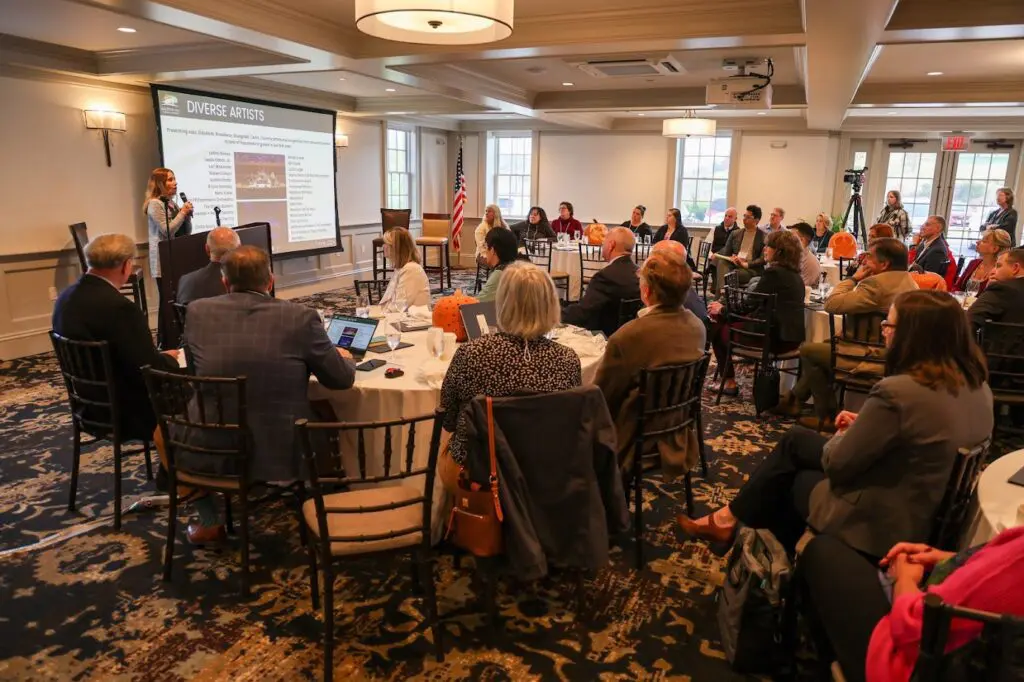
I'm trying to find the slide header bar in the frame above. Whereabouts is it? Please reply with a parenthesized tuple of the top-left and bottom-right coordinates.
(154, 87, 334, 134)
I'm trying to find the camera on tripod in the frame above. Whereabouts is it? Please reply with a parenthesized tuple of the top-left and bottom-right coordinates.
(843, 167, 868, 191)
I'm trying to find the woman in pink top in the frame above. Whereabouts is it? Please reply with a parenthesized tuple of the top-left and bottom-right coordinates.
(800, 527, 1024, 682)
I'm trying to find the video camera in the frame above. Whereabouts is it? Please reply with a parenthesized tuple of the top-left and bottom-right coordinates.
(843, 167, 868, 191)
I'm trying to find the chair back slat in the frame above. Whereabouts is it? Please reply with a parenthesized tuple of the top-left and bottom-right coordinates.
(829, 310, 888, 390)
(524, 238, 554, 270)
(578, 243, 605, 298)
(354, 279, 386, 305)
(696, 241, 713, 272)
(633, 242, 651, 265)
(295, 411, 444, 548)
(68, 222, 89, 272)
(383, 424, 393, 477)
(722, 286, 778, 363)
(142, 366, 251, 486)
(633, 355, 710, 458)
(838, 257, 855, 280)
(50, 332, 119, 436)
(980, 321, 1024, 398)
(929, 439, 990, 551)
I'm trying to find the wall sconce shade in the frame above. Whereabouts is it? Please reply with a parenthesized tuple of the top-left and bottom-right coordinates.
(335, 133, 350, 148)
(355, 0, 514, 45)
(83, 109, 127, 167)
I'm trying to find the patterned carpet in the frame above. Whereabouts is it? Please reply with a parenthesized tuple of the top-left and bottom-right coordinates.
(2, 270, 1006, 681)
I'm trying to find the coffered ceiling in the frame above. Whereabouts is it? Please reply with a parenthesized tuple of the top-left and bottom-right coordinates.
(1, 0, 1023, 132)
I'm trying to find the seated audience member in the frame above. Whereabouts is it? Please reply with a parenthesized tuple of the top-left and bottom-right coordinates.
(182, 246, 356, 543)
(791, 221, 822, 286)
(561, 227, 641, 337)
(52, 233, 180, 440)
(844, 223, 895, 279)
(680, 290, 993, 559)
(176, 227, 240, 305)
(910, 215, 951, 276)
(596, 249, 706, 471)
(643, 240, 708, 324)
(551, 201, 583, 240)
(621, 204, 653, 241)
(801, 529, 1024, 682)
(811, 213, 833, 254)
(438, 262, 582, 492)
(474, 204, 510, 264)
(510, 206, 556, 246)
(716, 204, 767, 289)
(653, 208, 691, 248)
(955, 228, 1011, 294)
(477, 227, 527, 302)
(708, 230, 806, 396)
(764, 206, 786, 233)
(969, 247, 1024, 330)
(776, 238, 918, 430)
(379, 227, 431, 310)
(707, 206, 739, 284)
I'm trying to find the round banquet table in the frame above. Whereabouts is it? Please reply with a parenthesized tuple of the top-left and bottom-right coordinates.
(966, 448, 1024, 546)
(307, 322, 606, 543)
(550, 243, 608, 302)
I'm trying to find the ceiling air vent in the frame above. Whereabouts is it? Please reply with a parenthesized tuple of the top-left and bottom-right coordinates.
(576, 55, 685, 79)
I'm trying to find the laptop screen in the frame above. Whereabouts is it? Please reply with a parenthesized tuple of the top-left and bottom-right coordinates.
(459, 301, 498, 340)
(326, 315, 379, 353)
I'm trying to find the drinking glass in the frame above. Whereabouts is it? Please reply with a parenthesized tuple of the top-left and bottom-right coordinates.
(392, 296, 408, 315)
(355, 294, 370, 319)
(386, 327, 402, 365)
(427, 327, 444, 360)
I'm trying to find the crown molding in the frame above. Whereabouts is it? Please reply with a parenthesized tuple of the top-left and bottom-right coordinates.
(533, 85, 807, 111)
(855, 80, 1024, 105)
(388, 64, 532, 107)
(96, 42, 303, 75)
(886, 0, 1024, 31)
(0, 34, 97, 74)
(0, 62, 147, 94)
(839, 117, 1024, 133)
(356, 96, 489, 116)
(174, 76, 358, 112)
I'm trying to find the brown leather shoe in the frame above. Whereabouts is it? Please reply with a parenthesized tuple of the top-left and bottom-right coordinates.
(798, 415, 837, 433)
(677, 512, 737, 547)
(187, 523, 227, 546)
(769, 392, 803, 417)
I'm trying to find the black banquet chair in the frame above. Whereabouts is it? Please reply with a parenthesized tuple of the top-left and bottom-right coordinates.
(295, 410, 446, 682)
(50, 332, 154, 530)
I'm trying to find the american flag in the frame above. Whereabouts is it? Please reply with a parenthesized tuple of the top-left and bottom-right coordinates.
(452, 138, 466, 251)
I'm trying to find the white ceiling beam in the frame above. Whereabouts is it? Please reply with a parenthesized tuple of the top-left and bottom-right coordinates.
(0, 34, 98, 74)
(96, 43, 303, 75)
(802, 0, 899, 130)
(533, 85, 807, 111)
(854, 81, 1024, 106)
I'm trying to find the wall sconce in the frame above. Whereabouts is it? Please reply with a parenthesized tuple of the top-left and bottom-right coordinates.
(335, 133, 349, 148)
(84, 110, 127, 167)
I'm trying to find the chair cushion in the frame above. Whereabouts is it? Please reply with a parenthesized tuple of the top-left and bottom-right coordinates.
(415, 236, 449, 246)
(549, 271, 570, 280)
(302, 485, 423, 556)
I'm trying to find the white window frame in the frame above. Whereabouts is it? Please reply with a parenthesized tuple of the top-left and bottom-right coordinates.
(385, 125, 417, 214)
(674, 134, 733, 226)
(946, 148, 1019, 256)
(882, 144, 940, 231)
(485, 131, 533, 221)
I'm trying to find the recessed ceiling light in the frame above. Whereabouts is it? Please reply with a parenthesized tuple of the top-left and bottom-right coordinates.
(887, 111, 899, 115)
(385, 88, 396, 92)
(117, 27, 136, 33)
(562, 82, 574, 87)
(757, 112, 767, 115)
(338, 77, 346, 81)
(927, 71, 943, 76)
(637, 113, 645, 116)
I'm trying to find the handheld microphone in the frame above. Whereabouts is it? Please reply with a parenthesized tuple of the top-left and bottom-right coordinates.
(179, 192, 188, 204)
(214, 206, 222, 226)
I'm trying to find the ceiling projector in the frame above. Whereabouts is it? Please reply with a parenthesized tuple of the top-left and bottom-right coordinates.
(706, 77, 773, 109)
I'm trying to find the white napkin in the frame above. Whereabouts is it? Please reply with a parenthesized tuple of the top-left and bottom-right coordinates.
(407, 305, 432, 320)
(555, 328, 607, 358)
(416, 358, 448, 389)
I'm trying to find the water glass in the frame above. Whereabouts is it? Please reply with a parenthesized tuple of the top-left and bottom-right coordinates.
(386, 328, 402, 365)
(426, 326, 444, 360)
(355, 294, 370, 319)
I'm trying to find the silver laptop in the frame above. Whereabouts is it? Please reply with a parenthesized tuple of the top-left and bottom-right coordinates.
(325, 314, 379, 360)
(459, 301, 498, 340)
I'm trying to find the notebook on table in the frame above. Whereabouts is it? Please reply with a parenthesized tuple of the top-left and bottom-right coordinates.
(325, 314, 379, 360)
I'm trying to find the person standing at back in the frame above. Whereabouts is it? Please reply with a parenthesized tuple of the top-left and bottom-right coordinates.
(983, 187, 1018, 245)
(176, 227, 241, 305)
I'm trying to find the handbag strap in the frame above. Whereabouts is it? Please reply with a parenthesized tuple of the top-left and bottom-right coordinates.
(486, 397, 504, 522)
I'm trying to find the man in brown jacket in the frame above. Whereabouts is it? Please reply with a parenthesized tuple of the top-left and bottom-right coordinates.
(595, 249, 706, 474)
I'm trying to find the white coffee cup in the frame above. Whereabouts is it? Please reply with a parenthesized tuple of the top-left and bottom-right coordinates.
(442, 332, 457, 360)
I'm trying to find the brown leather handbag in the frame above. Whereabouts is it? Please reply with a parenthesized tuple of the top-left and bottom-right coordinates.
(445, 397, 504, 557)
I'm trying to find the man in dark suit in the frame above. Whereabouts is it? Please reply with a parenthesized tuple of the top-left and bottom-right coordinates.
(175, 227, 240, 305)
(52, 233, 180, 441)
(910, 215, 951, 276)
(562, 227, 640, 338)
(182, 245, 355, 543)
(970, 247, 1024, 329)
(716, 204, 766, 291)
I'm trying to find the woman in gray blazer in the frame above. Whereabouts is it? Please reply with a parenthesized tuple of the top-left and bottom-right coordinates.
(680, 290, 992, 560)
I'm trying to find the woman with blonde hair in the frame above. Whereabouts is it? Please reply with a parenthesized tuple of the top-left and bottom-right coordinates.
(811, 212, 833, 253)
(876, 189, 910, 240)
(438, 261, 581, 492)
(379, 227, 430, 311)
(955, 227, 1012, 294)
(474, 203, 510, 264)
(143, 167, 193, 348)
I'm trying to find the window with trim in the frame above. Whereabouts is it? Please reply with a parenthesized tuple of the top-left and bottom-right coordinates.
(885, 151, 937, 227)
(385, 126, 415, 211)
(948, 152, 1011, 255)
(486, 133, 532, 219)
(675, 136, 731, 225)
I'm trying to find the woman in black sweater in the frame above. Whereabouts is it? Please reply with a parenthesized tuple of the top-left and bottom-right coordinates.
(621, 204, 653, 241)
(708, 229, 806, 396)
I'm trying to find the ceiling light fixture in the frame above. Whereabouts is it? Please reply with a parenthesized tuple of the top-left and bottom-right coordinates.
(385, 88, 396, 92)
(562, 82, 574, 87)
(757, 112, 767, 116)
(662, 110, 716, 138)
(116, 27, 136, 33)
(338, 77, 347, 81)
(637, 113, 645, 116)
(887, 111, 899, 115)
(354, 0, 513, 45)
(927, 71, 943, 76)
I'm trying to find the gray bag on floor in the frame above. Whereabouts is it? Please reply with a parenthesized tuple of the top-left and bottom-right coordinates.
(716, 526, 792, 673)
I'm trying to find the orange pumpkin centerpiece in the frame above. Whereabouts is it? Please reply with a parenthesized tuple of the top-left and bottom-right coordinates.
(584, 220, 607, 245)
(829, 230, 858, 259)
(431, 288, 478, 342)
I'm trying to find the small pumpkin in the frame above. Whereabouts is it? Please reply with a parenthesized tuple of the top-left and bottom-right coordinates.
(829, 230, 858, 259)
(584, 220, 607, 245)
(432, 288, 478, 342)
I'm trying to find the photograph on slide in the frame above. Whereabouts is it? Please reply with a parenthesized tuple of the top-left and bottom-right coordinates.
(234, 152, 287, 200)
(237, 201, 288, 247)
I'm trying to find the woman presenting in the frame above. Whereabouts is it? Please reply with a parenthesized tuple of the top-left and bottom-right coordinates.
(143, 167, 192, 349)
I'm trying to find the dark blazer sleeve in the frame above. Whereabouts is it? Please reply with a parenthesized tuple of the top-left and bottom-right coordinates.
(748, 231, 767, 269)
(916, 242, 950, 276)
(822, 381, 901, 486)
(969, 283, 1011, 331)
(108, 296, 178, 373)
(561, 268, 616, 331)
(718, 230, 738, 257)
(300, 307, 356, 390)
(998, 209, 1018, 243)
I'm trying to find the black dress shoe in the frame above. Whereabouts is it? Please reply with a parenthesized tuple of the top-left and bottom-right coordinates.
(155, 465, 169, 492)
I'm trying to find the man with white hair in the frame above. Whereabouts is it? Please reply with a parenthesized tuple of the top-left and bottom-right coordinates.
(52, 233, 180, 441)
(176, 227, 241, 305)
(562, 226, 640, 337)
(647, 240, 708, 324)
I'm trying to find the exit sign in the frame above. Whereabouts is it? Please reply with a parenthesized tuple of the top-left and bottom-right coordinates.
(942, 135, 970, 152)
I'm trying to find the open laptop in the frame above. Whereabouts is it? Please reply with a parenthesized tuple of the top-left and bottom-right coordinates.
(460, 301, 498, 340)
(325, 314, 379, 360)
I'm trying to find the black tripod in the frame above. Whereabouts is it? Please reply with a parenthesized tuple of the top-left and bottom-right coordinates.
(841, 188, 868, 251)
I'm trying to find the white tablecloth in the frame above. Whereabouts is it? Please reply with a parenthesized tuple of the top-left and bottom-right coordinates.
(819, 258, 842, 287)
(308, 323, 605, 542)
(550, 243, 608, 302)
(967, 449, 1024, 546)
